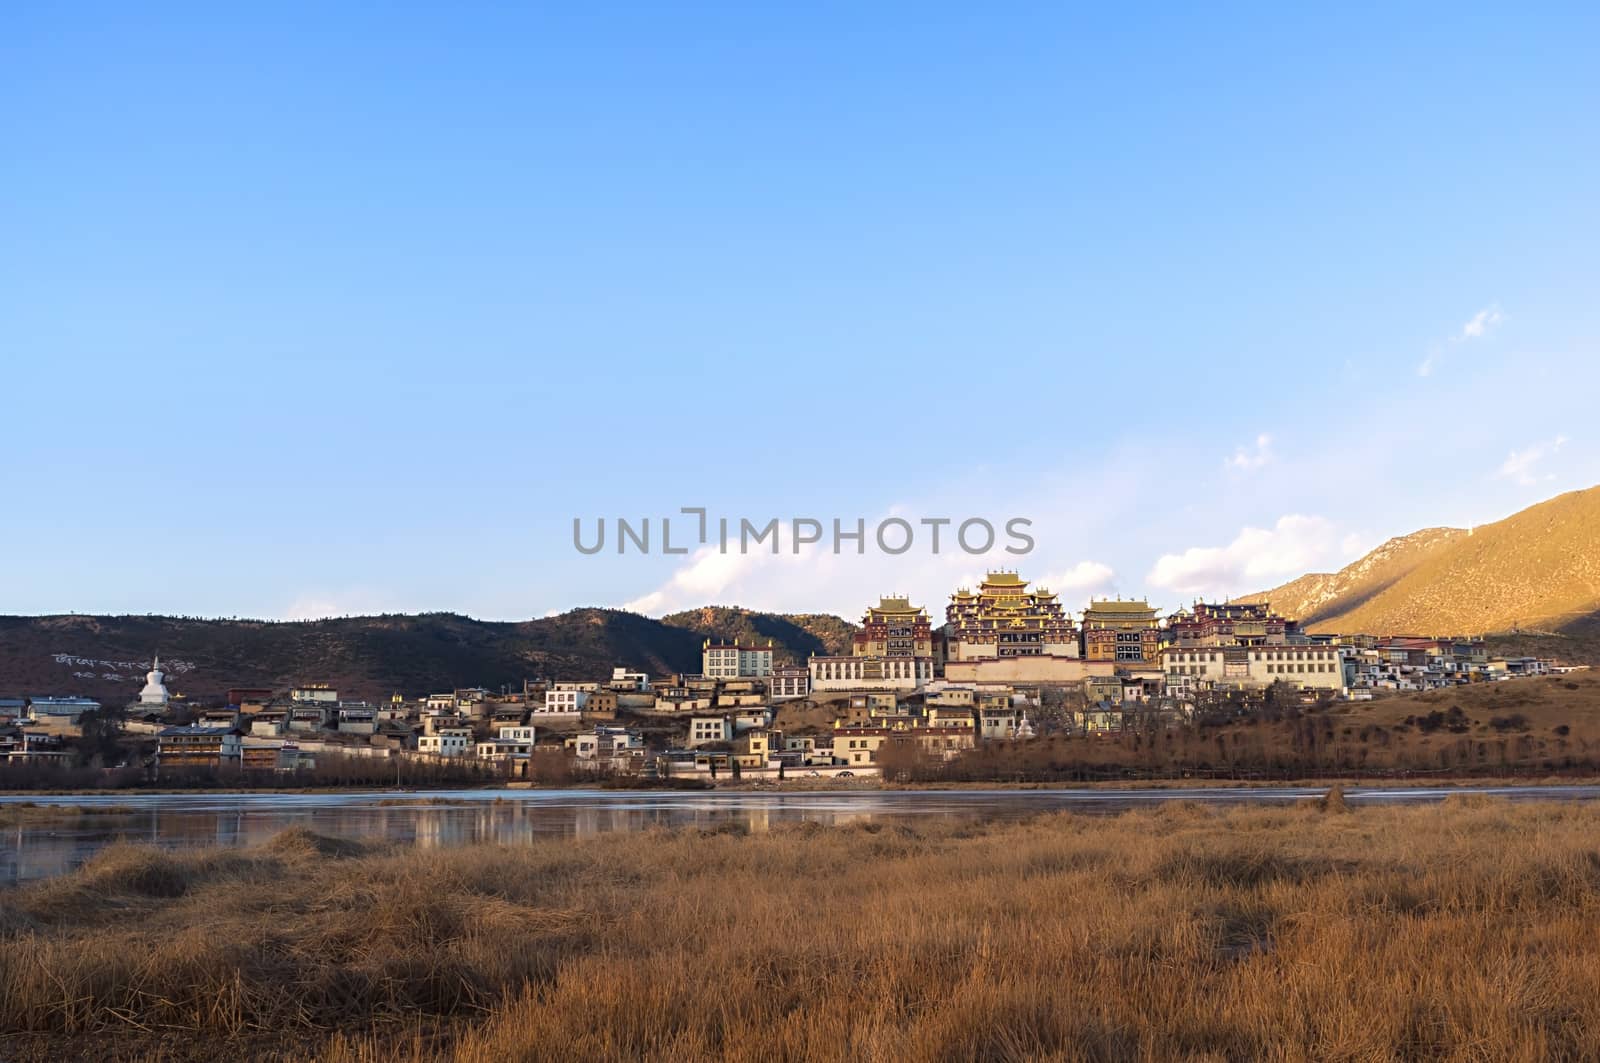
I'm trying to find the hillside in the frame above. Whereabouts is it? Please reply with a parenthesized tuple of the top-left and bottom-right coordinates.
(1241, 528, 1467, 625)
(0, 608, 855, 703)
(661, 606, 855, 662)
(1248, 485, 1600, 636)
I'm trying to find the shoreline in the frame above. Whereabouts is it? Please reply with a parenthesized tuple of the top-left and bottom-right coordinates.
(8, 774, 1600, 799)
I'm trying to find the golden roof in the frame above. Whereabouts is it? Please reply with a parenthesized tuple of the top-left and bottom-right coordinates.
(1085, 599, 1156, 614)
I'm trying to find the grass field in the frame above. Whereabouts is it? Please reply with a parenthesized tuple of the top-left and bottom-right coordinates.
(1344, 670, 1600, 730)
(4, 797, 1600, 1060)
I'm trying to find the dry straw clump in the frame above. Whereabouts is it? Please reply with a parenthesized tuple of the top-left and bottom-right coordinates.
(4, 800, 1600, 1061)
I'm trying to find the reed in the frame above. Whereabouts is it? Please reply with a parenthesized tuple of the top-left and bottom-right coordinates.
(4, 798, 1600, 1060)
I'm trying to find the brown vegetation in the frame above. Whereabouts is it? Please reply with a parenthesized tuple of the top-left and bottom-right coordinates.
(884, 672, 1600, 784)
(0, 802, 137, 826)
(0, 606, 858, 702)
(5, 799, 1600, 1060)
(0, 753, 497, 793)
(1249, 483, 1600, 638)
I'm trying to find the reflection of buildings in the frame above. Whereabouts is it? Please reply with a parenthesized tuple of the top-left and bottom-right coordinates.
(4, 794, 1084, 885)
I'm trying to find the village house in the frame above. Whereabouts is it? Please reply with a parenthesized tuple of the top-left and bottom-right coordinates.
(421, 710, 465, 735)
(925, 704, 976, 732)
(732, 707, 774, 733)
(769, 665, 811, 700)
(608, 668, 651, 692)
(418, 727, 473, 757)
(1080, 703, 1125, 735)
(731, 727, 771, 768)
(489, 700, 527, 726)
(4, 730, 71, 764)
(977, 700, 1021, 741)
(650, 682, 716, 715)
(226, 688, 274, 713)
(337, 705, 378, 734)
(535, 687, 590, 717)
(688, 714, 734, 748)
(1489, 657, 1550, 678)
(26, 697, 100, 734)
(453, 688, 491, 715)
(582, 690, 619, 718)
(703, 640, 775, 679)
(196, 706, 242, 730)
(157, 726, 243, 770)
(241, 740, 281, 773)
(780, 734, 819, 761)
(476, 725, 537, 774)
(926, 686, 976, 708)
(832, 724, 975, 766)
(569, 726, 646, 771)
(250, 707, 289, 736)
(288, 704, 332, 732)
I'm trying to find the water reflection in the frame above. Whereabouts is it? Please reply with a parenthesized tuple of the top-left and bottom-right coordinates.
(4, 785, 1599, 885)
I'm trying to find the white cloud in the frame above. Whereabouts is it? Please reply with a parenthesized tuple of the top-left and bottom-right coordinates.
(620, 546, 770, 615)
(1037, 561, 1116, 596)
(1496, 435, 1568, 486)
(1146, 515, 1350, 598)
(1419, 304, 1505, 376)
(1460, 305, 1504, 340)
(1226, 433, 1274, 472)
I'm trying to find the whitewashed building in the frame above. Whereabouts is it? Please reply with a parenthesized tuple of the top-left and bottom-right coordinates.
(702, 641, 774, 679)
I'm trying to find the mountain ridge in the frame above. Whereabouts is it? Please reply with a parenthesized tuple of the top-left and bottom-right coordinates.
(0, 608, 859, 703)
(1248, 485, 1600, 636)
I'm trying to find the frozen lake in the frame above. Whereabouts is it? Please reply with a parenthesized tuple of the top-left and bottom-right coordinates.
(5, 784, 1599, 884)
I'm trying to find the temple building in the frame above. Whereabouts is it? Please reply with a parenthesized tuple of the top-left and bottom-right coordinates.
(943, 572, 1102, 684)
(1165, 601, 1299, 647)
(852, 596, 934, 658)
(809, 595, 936, 692)
(1081, 599, 1163, 664)
(945, 572, 1079, 661)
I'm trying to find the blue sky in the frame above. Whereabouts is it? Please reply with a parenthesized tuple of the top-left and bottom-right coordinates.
(3, 3, 1597, 621)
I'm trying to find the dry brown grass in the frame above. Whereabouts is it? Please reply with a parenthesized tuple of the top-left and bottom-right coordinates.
(0, 802, 138, 826)
(5, 800, 1600, 1060)
(1349, 670, 1600, 732)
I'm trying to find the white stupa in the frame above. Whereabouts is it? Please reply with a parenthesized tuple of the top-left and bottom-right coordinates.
(1012, 710, 1036, 740)
(138, 656, 171, 710)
